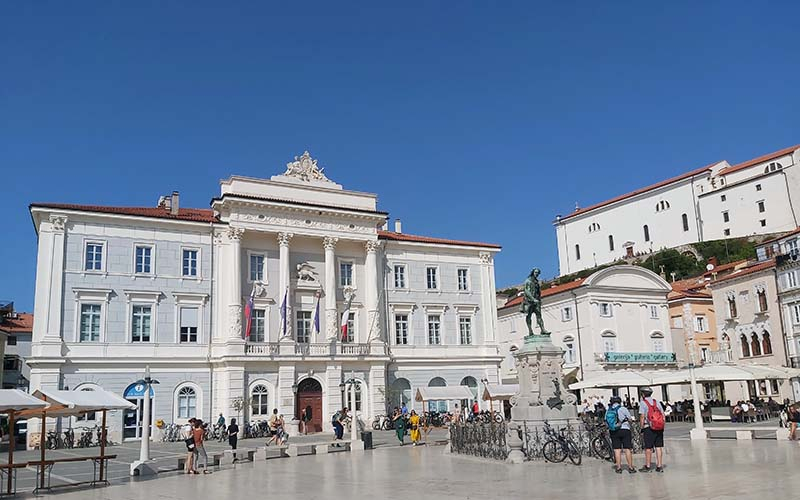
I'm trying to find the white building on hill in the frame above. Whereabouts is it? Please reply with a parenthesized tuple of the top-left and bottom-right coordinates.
(554, 144, 800, 275)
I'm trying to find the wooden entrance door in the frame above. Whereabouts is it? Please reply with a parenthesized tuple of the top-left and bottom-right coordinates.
(296, 378, 323, 433)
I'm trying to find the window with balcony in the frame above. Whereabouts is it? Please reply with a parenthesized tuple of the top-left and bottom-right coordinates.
(251, 309, 266, 342)
(427, 315, 441, 345)
(762, 331, 773, 355)
(394, 314, 409, 345)
(750, 333, 762, 356)
(296, 311, 312, 343)
(740, 334, 750, 358)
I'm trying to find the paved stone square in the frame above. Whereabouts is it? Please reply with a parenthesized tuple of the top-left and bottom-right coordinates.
(20, 436, 800, 500)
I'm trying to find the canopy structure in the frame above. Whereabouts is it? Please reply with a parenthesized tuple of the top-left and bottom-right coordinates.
(0, 389, 50, 413)
(414, 386, 474, 403)
(650, 364, 800, 385)
(19, 389, 134, 418)
(568, 371, 655, 390)
(482, 384, 519, 401)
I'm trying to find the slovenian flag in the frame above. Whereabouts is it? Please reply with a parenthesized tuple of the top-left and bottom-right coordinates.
(340, 303, 351, 342)
(313, 291, 321, 335)
(244, 286, 256, 339)
(280, 288, 288, 337)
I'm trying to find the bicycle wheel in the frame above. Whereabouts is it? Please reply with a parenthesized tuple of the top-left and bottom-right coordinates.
(591, 435, 612, 461)
(567, 440, 582, 466)
(542, 440, 566, 463)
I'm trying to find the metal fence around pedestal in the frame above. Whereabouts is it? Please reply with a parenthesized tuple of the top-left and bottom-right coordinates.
(449, 422, 509, 461)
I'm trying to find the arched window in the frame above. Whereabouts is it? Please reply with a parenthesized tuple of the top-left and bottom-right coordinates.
(177, 386, 197, 419)
(588, 222, 601, 233)
(682, 213, 689, 232)
(740, 334, 750, 357)
(428, 377, 448, 412)
(764, 162, 783, 173)
(391, 378, 412, 408)
(341, 380, 363, 412)
(656, 200, 670, 212)
(575, 244, 581, 261)
(750, 333, 762, 357)
(643, 225, 650, 242)
(608, 235, 615, 251)
(601, 331, 617, 353)
(460, 376, 478, 401)
(251, 384, 269, 416)
(563, 335, 576, 364)
(650, 332, 665, 353)
(762, 331, 772, 355)
(757, 289, 768, 312)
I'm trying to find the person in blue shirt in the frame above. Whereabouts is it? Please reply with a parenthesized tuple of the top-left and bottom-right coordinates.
(608, 396, 636, 474)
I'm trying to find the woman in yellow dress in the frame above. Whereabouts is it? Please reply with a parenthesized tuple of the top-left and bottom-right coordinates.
(408, 410, 421, 446)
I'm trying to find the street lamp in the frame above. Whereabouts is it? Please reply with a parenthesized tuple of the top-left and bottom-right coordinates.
(130, 365, 160, 475)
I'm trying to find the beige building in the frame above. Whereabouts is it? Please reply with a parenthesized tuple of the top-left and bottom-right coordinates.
(708, 258, 792, 402)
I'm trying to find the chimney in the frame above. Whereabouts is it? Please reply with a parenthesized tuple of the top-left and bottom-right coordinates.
(394, 219, 402, 234)
(381, 219, 389, 231)
(170, 191, 179, 215)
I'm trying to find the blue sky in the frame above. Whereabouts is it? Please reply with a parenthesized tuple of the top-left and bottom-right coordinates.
(2, 1, 799, 311)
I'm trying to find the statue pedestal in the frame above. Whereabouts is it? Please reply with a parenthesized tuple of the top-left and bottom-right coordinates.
(507, 336, 577, 452)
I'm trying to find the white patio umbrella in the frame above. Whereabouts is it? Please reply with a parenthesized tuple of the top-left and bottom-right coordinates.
(649, 364, 799, 385)
(568, 371, 655, 390)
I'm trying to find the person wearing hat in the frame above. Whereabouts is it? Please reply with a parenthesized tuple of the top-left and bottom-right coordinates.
(607, 395, 636, 474)
(638, 387, 666, 473)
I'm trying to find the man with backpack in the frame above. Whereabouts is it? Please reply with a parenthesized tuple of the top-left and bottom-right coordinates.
(606, 396, 635, 474)
(638, 387, 665, 473)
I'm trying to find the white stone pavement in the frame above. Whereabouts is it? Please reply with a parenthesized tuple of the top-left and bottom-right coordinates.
(39, 439, 799, 500)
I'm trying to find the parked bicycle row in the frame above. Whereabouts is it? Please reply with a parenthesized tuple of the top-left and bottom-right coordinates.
(42, 425, 113, 449)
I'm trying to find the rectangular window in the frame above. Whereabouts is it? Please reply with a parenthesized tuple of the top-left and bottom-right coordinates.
(608, 235, 614, 251)
(649, 305, 659, 319)
(756, 184, 762, 191)
(179, 307, 199, 343)
(575, 244, 581, 260)
(728, 298, 738, 319)
(721, 195, 726, 202)
(564, 342, 575, 364)
(722, 211, 730, 223)
(427, 315, 441, 345)
(6, 336, 16, 346)
(694, 316, 707, 332)
(182, 249, 198, 277)
(342, 312, 355, 343)
(757, 291, 768, 312)
(339, 262, 353, 287)
(393, 265, 406, 289)
(787, 271, 798, 289)
(251, 309, 266, 342)
(84, 243, 103, 271)
(602, 336, 616, 353)
(599, 303, 612, 317)
(561, 307, 573, 322)
(79, 304, 101, 342)
(249, 254, 265, 282)
(131, 305, 152, 342)
(757, 200, 765, 213)
(760, 219, 767, 227)
(426, 267, 438, 290)
(296, 311, 312, 343)
(786, 239, 798, 254)
(457, 268, 469, 291)
(724, 229, 731, 236)
(135, 245, 153, 274)
(394, 314, 409, 345)
(682, 213, 689, 232)
(652, 338, 664, 353)
(793, 304, 800, 325)
(459, 317, 472, 345)
(672, 316, 683, 329)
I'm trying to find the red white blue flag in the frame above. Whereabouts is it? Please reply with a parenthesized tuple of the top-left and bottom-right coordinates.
(244, 286, 256, 339)
(313, 290, 321, 335)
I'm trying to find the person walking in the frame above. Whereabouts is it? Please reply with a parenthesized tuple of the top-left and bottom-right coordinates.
(639, 387, 666, 473)
(607, 396, 636, 474)
(392, 408, 406, 445)
(302, 405, 313, 434)
(227, 418, 240, 463)
(409, 410, 421, 446)
(788, 405, 799, 440)
(192, 419, 211, 474)
(266, 409, 281, 446)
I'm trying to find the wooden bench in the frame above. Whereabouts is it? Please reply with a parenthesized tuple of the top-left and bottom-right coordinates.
(0, 463, 28, 496)
(221, 448, 256, 464)
(703, 427, 782, 440)
(29, 454, 118, 492)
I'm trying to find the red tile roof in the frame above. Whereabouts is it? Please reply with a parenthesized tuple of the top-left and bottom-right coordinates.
(377, 230, 501, 249)
(30, 203, 218, 223)
(499, 279, 586, 310)
(757, 227, 800, 246)
(558, 164, 715, 221)
(718, 145, 799, 176)
(708, 259, 776, 285)
(668, 278, 712, 300)
(0, 313, 33, 333)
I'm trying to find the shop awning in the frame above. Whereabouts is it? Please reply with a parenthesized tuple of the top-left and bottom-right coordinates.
(415, 386, 475, 402)
(650, 364, 800, 385)
(482, 384, 519, 401)
(18, 389, 135, 418)
(569, 371, 655, 390)
(0, 389, 49, 413)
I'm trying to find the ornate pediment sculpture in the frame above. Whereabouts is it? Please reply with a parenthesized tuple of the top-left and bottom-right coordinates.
(283, 151, 333, 183)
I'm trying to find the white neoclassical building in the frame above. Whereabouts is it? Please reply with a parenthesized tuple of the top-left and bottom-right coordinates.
(27, 153, 502, 443)
(497, 265, 683, 401)
(554, 144, 800, 275)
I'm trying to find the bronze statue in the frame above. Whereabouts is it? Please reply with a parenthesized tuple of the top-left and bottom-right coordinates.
(521, 268, 550, 336)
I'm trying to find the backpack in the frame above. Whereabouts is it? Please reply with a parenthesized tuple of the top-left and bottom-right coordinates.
(605, 406, 622, 431)
(643, 398, 665, 431)
(331, 411, 340, 424)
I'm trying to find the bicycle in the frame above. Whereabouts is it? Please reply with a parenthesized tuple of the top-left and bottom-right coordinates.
(46, 429, 63, 450)
(541, 421, 582, 465)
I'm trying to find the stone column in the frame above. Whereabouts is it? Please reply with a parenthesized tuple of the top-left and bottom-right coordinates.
(32, 215, 68, 357)
(227, 227, 245, 341)
(323, 236, 338, 341)
(479, 251, 498, 343)
(278, 232, 293, 338)
(364, 240, 381, 343)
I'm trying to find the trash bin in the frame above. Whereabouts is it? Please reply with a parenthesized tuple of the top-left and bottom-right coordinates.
(360, 431, 373, 449)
